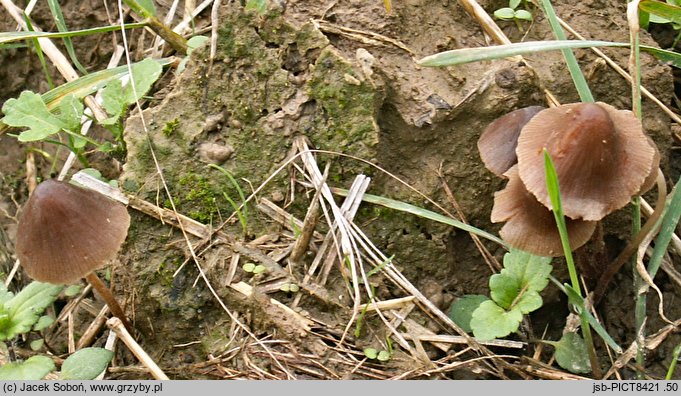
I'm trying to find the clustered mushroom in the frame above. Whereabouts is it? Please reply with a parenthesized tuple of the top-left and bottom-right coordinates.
(16, 179, 132, 331)
(479, 102, 659, 257)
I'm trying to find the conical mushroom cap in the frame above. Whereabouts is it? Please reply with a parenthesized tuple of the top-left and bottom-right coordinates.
(478, 106, 544, 177)
(492, 167, 597, 257)
(516, 102, 655, 221)
(16, 180, 131, 284)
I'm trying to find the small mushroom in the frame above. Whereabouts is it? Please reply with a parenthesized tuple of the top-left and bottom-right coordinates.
(477, 106, 544, 177)
(516, 102, 656, 221)
(16, 179, 132, 331)
(492, 167, 597, 257)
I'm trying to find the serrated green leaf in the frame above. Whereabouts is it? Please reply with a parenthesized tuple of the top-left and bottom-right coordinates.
(101, 79, 126, 123)
(363, 348, 378, 359)
(553, 332, 591, 374)
(2, 91, 66, 141)
(514, 9, 533, 21)
(0, 355, 55, 380)
(33, 315, 54, 332)
(504, 249, 553, 292)
(470, 300, 522, 341)
(0, 282, 63, 340)
(449, 295, 488, 333)
(494, 7, 516, 20)
(101, 58, 162, 123)
(56, 94, 84, 132)
(61, 347, 114, 380)
(127, 58, 162, 102)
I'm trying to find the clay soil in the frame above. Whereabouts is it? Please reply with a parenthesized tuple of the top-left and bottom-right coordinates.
(1, 0, 681, 380)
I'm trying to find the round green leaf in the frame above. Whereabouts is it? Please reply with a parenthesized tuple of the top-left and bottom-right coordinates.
(30, 339, 45, 351)
(243, 263, 256, 273)
(363, 348, 378, 359)
(448, 295, 488, 333)
(470, 300, 522, 341)
(553, 332, 591, 374)
(377, 350, 391, 362)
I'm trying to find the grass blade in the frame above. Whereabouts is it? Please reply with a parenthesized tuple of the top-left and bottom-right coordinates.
(647, 176, 681, 279)
(418, 40, 621, 67)
(0, 22, 148, 45)
(540, 0, 594, 103)
(330, 187, 507, 247)
(640, 0, 681, 24)
(47, 0, 87, 75)
(23, 14, 54, 90)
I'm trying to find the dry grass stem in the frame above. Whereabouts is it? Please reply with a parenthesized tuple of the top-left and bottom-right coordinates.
(107, 317, 169, 380)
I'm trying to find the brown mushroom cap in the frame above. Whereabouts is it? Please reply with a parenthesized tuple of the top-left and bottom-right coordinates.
(637, 136, 661, 195)
(478, 106, 545, 177)
(492, 166, 597, 257)
(516, 102, 655, 221)
(16, 180, 131, 284)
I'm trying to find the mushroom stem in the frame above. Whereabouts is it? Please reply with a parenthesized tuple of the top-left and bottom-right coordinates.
(593, 168, 667, 304)
(85, 272, 133, 333)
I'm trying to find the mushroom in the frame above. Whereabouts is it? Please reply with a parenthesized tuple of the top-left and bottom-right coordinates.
(477, 106, 545, 177)
(491, 166, 597, 257)
(15, 179, 132, 331)
(516, 102, 656, 221)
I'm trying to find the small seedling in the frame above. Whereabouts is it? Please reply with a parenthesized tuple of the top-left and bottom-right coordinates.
(449, 249, 552, 341)
(242, 263, 266, 274)
(363, 347, 391, 362)
(494, 0, 533, 30)
(279, 283, 299, 293)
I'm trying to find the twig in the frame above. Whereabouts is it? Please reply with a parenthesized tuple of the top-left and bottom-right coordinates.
(107, 317, 169, 380)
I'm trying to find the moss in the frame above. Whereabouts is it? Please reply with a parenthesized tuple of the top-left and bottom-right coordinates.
(162, 118, 180, 137)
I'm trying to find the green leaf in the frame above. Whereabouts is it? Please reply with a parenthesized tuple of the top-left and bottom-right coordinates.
(0, 282, 63, 340)
(494, 7, 516, 20)
(552, 332, 591, 374)
(101, 58, 162, 123)
(136, 0, 157, 16)
(448, 295, 488, 333)
(2, 91, 66, 141)
(504, 249, 552, 292)
(187, 35, 209, 53)
(515, 9, 533, 21)
(363, 347, 378, 359)
(0, 355, 55, 380)
(377, 350, 391, 361)
(640, 0, 681, 25)
(30, 338, 45, 351)
(252, 265, 266, 274)
(509, 0, 521, 9)
(245, 0, 268, 14)
(101, 79, 127, 123)
(33, 315, 54, 332)
(61, 347, 114, 380)
(56, 94, 84, 132)
(489, 249, 552, 312)
(0, 284, 14, 306)
(489, 273, 521, 309)
(243, 263, 256, 272)
(64, 284, 83, 297)
(470, 300, 522, 341)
